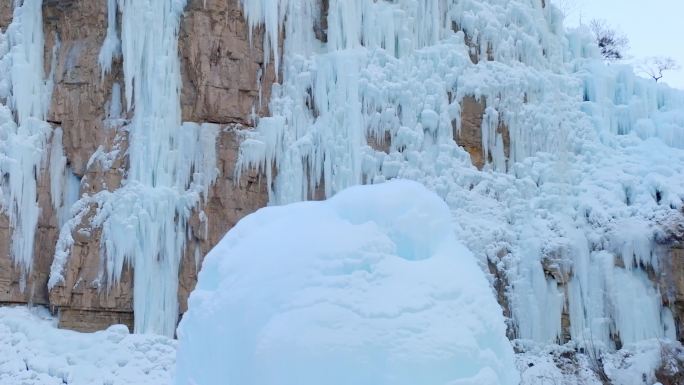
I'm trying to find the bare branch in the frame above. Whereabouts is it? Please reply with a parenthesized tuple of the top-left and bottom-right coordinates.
(638, 56, 680, 82)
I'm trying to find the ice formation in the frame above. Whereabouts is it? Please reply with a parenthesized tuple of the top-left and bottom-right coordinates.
(49, 0, 219, 337)
(176, 180, 518, 385)
(0, 0, 55, 277)
(236, 0, 684, 352)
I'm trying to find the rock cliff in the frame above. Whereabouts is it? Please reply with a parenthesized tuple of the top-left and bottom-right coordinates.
(0, 0, 271, 331)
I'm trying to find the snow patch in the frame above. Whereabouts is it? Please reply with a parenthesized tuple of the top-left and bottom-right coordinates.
(0, 306, 175, 385)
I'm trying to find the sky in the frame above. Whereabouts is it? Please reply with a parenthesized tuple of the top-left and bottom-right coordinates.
(561, 0, 684, 89)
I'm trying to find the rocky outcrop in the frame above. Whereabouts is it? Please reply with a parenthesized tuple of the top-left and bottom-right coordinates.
(455, 95, 510, 169)
(0, 2, 11, 30)
(666, 246, 684, 341)
(179, 0, 276, 123)
(456, 96, 487, 168)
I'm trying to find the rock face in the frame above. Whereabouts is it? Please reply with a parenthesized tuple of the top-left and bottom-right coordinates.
(456, 96, 487, 169)
(456, 95, 510, 170)
(667, 247, 684, 340)
(0, 0, 512, 332)
(0, 2, 11, 30)
(180, 0, 276, 123)
(0, 0, 272, 332)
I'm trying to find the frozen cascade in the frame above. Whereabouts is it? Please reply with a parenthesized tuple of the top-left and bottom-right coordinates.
(238, 0, 684, 351)
(0, 0, 54, 277)
(49, 0, 219, 337)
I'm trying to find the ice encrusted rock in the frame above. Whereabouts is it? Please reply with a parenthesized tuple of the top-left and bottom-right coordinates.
(175, 180, 518, 385)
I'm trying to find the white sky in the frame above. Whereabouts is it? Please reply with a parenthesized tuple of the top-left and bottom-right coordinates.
(561, 0, 684, 89)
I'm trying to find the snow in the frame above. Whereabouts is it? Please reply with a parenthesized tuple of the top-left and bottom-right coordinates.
(175, 180, 518, 385)
(0, 304, 678, 385)
(517, 339, 684, 385)
(0, 306, 175, 385)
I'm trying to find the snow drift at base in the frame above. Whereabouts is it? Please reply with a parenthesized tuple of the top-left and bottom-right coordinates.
(0, 307, 175, 385)
(175, 180, 518, 385)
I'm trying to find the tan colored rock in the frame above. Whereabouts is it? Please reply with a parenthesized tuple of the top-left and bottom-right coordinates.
(58, 308, 134, 333)
(44, 0, 122, 176)
(179, 127, 269, 314)
(670, 247, 684, 341)
(673, 247, 684, 300)
(455, 95, 510, 169)
(0, 1, 11, 30)
(367, 132, 392, 154)
(314, 0, 329, 43)
(35, 0, 131, 327)
(48, 208, 134, 313)
(176, 0, 277, 318)
(456, 96, 486, 168)
(180, 0, 277, 124)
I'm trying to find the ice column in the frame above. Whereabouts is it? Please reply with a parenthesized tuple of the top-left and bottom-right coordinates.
(101, 0, 214, 336)
(49, 0, 219, 337)
(0, 0, 53, 276)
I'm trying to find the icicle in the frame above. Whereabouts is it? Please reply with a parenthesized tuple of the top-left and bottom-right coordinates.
(97, 0, 210, 336)
(108, 82, 122, 120)
(0, 0, 54, 276)
(50, 0, 220, 337)
(98, 0, 121, 78)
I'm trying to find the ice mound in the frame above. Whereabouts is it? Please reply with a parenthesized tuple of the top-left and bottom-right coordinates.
(175, 180, 518, 385)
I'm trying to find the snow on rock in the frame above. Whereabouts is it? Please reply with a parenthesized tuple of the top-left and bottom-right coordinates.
(0, 306, 176, 385)
(175, 180, 518, 385)
(517, 339, 684, 385)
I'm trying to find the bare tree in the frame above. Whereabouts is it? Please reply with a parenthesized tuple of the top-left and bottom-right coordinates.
(639, 56, 680, 82)
(589, 19, 629, 61)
